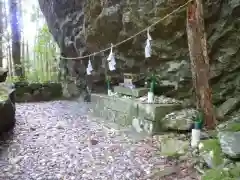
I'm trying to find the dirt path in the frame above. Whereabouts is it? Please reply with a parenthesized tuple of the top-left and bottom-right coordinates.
(0, 100, 199, 180)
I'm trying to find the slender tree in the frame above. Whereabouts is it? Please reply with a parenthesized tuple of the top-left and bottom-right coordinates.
(186, 0, 216, 129)
(18, 0, 25, 76)
(0, 0, 3, 67)
(9, 0, 23, 77)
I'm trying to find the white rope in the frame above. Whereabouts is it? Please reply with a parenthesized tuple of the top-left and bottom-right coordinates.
(60, 0, 192, 60)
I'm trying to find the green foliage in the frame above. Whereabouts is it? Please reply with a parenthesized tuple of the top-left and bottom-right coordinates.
(0, 87, 9, 101)
(6, 75, 21, 83)
(5, 4, 59, 84)
(34, 24, 53, 53)
(19, 23, 59, 83)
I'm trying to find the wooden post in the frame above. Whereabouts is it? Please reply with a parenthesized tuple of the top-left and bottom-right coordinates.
(186, 0, 216, 129)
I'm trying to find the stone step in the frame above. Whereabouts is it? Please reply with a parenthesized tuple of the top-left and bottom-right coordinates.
(89, 93, 183, 134)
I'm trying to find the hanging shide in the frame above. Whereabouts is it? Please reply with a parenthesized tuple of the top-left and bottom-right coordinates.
(145, 28, 155, 103)
(107, 43, 116, 72)
(145, 28, 152, 59)
(86, 56, 93, 75)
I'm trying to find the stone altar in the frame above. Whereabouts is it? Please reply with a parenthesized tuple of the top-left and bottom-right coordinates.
(90, 93, 182, 134)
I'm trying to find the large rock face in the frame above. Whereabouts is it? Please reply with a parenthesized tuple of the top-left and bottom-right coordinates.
(0, 84, 16, 133)
(38, 0, 240, 106)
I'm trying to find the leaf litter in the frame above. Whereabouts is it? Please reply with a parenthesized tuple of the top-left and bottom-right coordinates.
(0, 100, 199, 180)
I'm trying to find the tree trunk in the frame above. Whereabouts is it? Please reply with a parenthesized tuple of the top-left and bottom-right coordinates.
(8, 45, 13, 77)
(0, 0, 3, 67)
(9, 0, 23, 77)
(3, 0, 11, 75)
(25, 41, 29, 75)
(186, 0, 216, 129)
(21, 39, 25, 71)
(19, 0, 25, 77)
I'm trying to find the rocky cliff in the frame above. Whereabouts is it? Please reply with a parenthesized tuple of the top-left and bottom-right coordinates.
(38, 0, 240, 110)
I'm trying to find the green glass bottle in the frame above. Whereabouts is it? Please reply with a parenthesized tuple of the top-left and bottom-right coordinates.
(194, 111, 203, 129)
(106, 77, 110, 90)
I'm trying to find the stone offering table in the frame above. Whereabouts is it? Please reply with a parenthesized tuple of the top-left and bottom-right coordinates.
(113, 86, 148, 97)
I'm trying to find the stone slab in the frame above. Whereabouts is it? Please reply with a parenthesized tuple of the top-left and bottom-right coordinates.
(90, 94, 137, 126)
(113, 86, 148, 97)
(137, 103, 182, 122)
(132, 117, 154, 134)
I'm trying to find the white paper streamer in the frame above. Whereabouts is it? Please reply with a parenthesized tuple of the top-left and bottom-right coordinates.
(86, 68, 92, 75)
(145, 28, 152, 58)
(107, 43, 116, 71)
(111, 56, 116, 66)
(107, 43, 113, 61)
(145, 39, 151, 58)
(108, 60, 116, 71)
(87, 59, 93, 71)
(86, 57, 93, 75)
(147, 28, 152, 40)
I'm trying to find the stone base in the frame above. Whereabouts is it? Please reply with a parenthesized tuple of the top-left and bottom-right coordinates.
(113, 86, 148, 97)
(90, 93, 182, 134)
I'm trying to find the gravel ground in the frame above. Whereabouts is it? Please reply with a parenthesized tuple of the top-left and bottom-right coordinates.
(0, 100, 199, 180)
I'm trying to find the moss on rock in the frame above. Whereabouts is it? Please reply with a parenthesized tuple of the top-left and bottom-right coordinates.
(0, 86, 10, 102)
(157, 134, 189, 157)
(223, 123, 240, 132)
(199, 139, 224, 168)
(202, 166, 240, 180)
(217, 116, 240, 132)
(0, 91, 8, 102)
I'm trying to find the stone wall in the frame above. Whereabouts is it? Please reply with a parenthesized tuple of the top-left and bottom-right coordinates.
(14, 82, 63, 102)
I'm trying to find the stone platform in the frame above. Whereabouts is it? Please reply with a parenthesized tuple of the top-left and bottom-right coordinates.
(89, 93, 182, 134)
